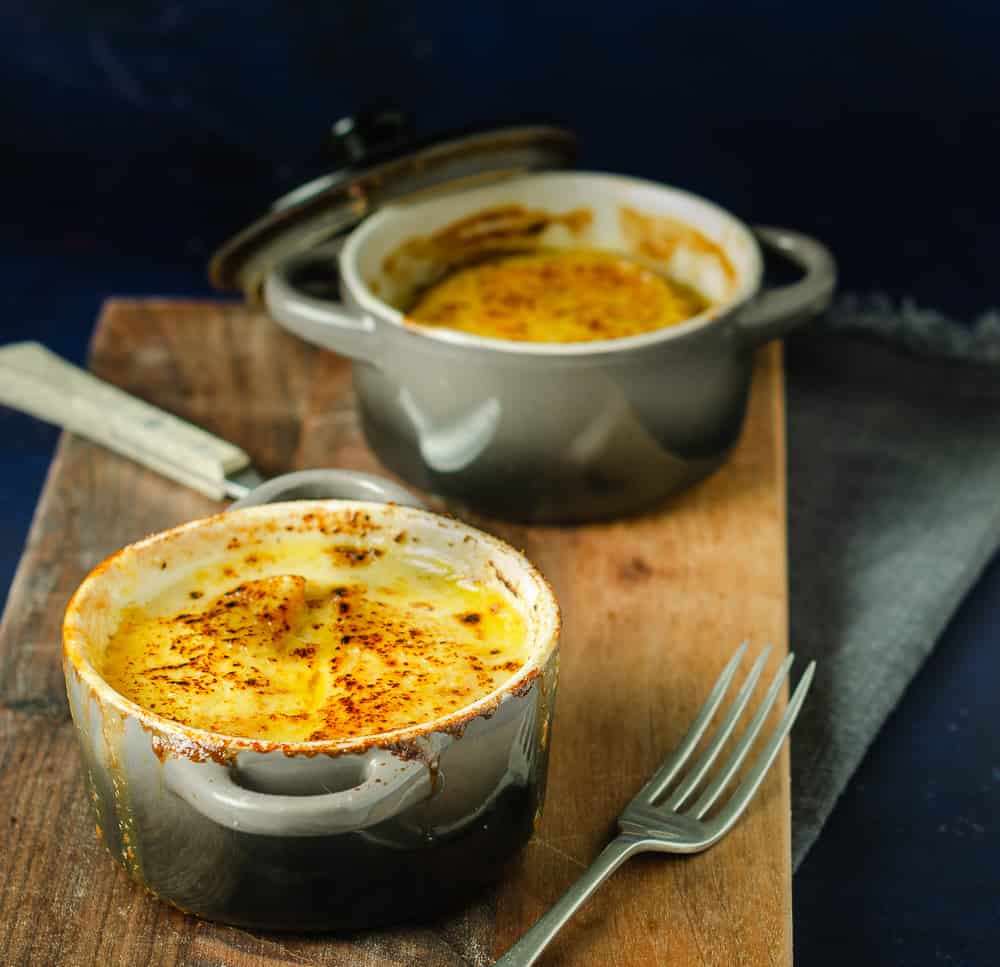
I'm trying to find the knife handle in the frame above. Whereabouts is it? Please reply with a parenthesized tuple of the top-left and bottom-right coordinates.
(0, 341, 252, 501)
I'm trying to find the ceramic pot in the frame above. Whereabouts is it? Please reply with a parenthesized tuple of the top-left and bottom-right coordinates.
(263, 171, 835, 522)
(63, 499, 560, 930)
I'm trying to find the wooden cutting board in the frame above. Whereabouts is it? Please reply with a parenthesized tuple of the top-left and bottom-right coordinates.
(0, 300, 790, 967)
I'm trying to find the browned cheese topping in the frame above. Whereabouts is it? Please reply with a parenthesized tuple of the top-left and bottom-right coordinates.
(98, 537, 529, 742)
(408, 248, 708, 343)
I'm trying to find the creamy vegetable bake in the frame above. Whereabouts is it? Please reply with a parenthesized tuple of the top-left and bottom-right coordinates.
(98, 534, 529, 743)
(408, 248, 708, 343)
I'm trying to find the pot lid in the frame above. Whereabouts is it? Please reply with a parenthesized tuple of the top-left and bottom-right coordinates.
(209, 113, 579, 300)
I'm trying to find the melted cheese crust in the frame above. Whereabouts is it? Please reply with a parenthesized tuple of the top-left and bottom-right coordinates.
(408, 248, 707, 343)
(98, 537, 529, 742)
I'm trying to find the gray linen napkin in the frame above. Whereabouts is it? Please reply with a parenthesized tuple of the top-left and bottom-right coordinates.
(786, 298, 1000, 868)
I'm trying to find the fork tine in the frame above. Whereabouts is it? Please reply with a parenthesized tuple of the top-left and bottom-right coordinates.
(709, 660, 816, 839)
(688, 652, 794, 819)
(633, 642, 747, 805)
(664, 645, 771, 811)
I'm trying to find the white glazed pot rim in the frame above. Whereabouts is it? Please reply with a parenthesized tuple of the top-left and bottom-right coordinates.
(63, 499, 560, 760)
(338, 169, 764, 357)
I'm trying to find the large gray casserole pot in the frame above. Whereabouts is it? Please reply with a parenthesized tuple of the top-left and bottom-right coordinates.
(63, 499, 560, 930)
(263, 171, 836, 522)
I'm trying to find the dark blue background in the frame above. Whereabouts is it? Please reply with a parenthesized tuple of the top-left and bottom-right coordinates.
(3, 3, 998, 963)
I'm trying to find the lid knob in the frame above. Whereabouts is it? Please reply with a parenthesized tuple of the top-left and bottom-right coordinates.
(328, 109, 412, 168)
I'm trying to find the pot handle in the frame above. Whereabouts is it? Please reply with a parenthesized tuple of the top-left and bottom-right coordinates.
(162, 746, 437, 837)
(737, 226, 837, 346)
(264, 245, 381, 365)
(228, 468, 426, 511)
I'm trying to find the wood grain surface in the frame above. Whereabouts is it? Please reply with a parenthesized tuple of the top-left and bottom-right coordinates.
(0, 300, 790, 966)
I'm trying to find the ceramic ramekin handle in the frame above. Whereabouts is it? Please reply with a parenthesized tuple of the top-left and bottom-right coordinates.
(163, 747, 437, 837)
(228, 468, 425, 510)
(737, 227, 837, 346)
(265, 246, 381, 365)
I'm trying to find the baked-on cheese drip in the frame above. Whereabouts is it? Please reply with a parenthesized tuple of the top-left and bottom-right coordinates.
(98, 539, 529, 742)
(407, 248, 708, 343)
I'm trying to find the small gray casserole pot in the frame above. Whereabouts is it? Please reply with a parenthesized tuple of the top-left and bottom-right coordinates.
(62, 499, 560, 930)
(260, 170, 835, 521)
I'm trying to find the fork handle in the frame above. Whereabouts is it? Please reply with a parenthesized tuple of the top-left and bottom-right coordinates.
(494, 835, 645, 966)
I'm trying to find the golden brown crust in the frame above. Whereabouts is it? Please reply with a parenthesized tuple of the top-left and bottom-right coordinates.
(408, 248, 707, 343)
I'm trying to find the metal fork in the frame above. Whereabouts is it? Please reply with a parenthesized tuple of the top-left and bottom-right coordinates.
(495, 643, 815, 967)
